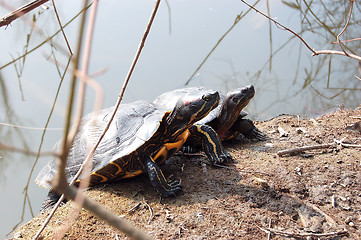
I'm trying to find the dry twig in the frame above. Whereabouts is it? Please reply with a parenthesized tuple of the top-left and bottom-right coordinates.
(185, 0, 261, 85)
(258, 226, 347, 238)
(277, 143, 335, 156)
(45, 0, 162, 239)
(0, 142, 54, 157)
(143, 199, 154, 225)
(240, 0, 361, 62)
(336, 0, 354, 57)
(267, 219, 271, 240)
(0, 0, 49, 27)
(312, 50, 361, 61)
(51, 0, 73, 55)
(239, 0, 315, 54)
(33, 0, 93, 238)
(278, 138, 361, 156)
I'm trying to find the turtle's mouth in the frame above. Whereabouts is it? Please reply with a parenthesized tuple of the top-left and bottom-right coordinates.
(214, 85, 255, 134)
(237, 85, 255, 102)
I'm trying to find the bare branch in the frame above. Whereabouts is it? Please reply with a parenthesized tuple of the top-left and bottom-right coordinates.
(0, 142, 54, 157)
(258, 226, 347, 238)
(277, 143, 335, 156)
(0, 3, 92, 71)
(239, 0, 316, 54)
(51, 0, 73, 55)
(185, 0, 261, 85)
(42, 0, 161, 239)
(313, 50, 361, 61)
(336, 0, 354, 56)
(0, 122, 61, 131)
(60, 185, 153, 240)
(0, 0, 49, 27)
(331, 37, 361, 44)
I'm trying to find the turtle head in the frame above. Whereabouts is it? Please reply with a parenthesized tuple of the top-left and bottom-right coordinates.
(216, 85, 255, 132)
(226, 85, 254, 110)
(167, 90, 220, 131)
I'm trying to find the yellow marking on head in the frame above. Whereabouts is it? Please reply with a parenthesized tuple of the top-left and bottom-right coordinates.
(193, 99, 218, 123)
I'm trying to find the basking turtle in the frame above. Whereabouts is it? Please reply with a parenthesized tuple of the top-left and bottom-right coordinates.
(36, 90, 224, 205)
(153, 85, 267, 149)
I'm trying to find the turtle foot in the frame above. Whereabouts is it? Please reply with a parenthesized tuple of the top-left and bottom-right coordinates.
(246, 128, 269, 141)
(214, 151, 232, 165)
(158, 179, 182, 197)
(181, 145, 201, 154)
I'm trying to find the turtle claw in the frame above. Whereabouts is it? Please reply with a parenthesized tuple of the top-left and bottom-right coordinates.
(236, 119, 268, 141)
(247, 128, 269, 141)
(214, 151, 232, 165)
(158, 179, 182, 197)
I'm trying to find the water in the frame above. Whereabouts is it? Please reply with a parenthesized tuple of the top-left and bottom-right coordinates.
(0, 0, 360, 238)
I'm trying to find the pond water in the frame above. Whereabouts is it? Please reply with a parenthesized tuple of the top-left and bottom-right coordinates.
(0, 0, 360, 238)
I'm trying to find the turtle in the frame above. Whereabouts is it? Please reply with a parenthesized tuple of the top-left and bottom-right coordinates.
(36, 90, 225, 208)
(153, 85, 267, 152)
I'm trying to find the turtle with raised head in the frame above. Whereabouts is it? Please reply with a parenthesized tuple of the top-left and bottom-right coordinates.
(37, 90, 227, 208)
(153, 85, 267, 152)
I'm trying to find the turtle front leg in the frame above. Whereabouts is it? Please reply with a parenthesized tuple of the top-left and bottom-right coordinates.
(188, 124, 232, 164)
(234, 118, 268, 141)
(145, 157, 182, 197)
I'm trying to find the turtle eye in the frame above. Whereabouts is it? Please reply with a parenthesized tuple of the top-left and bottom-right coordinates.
(232, 96, 241, 103)
(202, 95, 211, 101)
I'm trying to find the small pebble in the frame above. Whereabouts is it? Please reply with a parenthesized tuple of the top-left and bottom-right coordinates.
(295, 167, 302, 176)
(345, 216, 353, 224)
(265, 143, 274, 148)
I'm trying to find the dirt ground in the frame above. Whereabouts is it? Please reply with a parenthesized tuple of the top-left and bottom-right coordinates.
(14, 105, 361, 240)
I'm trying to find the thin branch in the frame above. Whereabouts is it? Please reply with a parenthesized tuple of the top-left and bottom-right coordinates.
(0, 122, 62, 131)
(336, 0, 354, 56)
(64, 186, 152, 240)
(331, 37, 361, 44)
(33, 194, 65, 240)
(185, 0, 261, 85)
(241, 0, 361, 64)
(34, 1, 91, 239)
(0, 142, 54, 157)
(55, 0, 101, 237)
(0, 0, 49, 27)
(313, 49, 361, 61)
(143, 199, 154, 225)
(267, 219, 271, 240)
(21, 55, 71, 236)
(48, 0, 161, 239)
(51, 0, 73, 55)
(0, 3, 92, 70)
(277, 138, 361, 157)
(32, 68, 104, 240)
(258, 226, 347, 238)
(334, 139, 361, 148)
(63, 0, 163, 189)
(266, 0, 273, 71)
(277, 143, 335, 156)
(239, 0, 316, 54)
